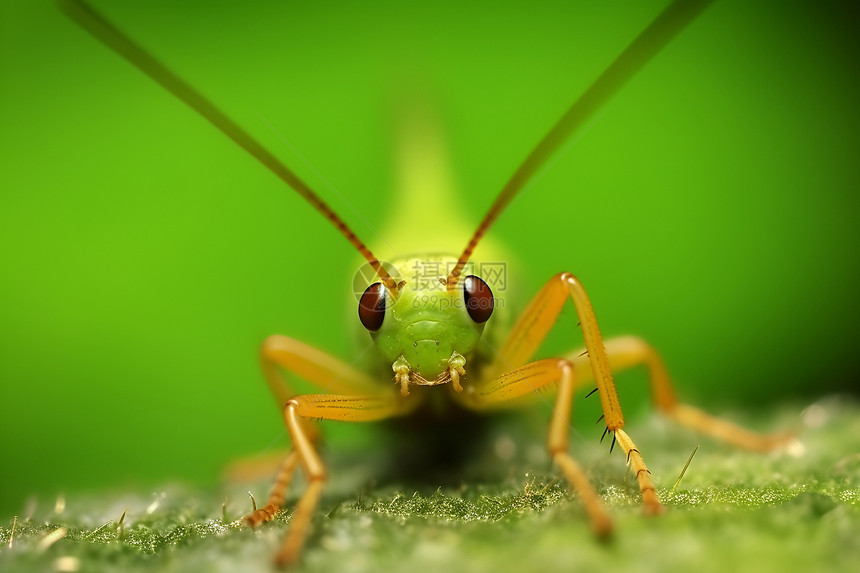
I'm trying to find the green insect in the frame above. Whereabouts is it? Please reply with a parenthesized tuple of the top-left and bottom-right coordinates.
(62, 0, 795, 567)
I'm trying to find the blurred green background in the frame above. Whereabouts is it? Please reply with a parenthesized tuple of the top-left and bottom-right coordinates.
(1, 0, 858, 517)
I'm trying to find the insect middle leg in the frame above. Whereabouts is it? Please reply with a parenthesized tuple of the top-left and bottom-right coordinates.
(564, 335, 795, 452)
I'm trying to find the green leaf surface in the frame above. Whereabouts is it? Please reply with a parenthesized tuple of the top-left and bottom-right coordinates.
(2, 397, 858, 573)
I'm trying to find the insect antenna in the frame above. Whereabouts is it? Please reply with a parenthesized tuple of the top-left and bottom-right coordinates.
(445, 0, 713, 290)
(60, 0, 399, 294)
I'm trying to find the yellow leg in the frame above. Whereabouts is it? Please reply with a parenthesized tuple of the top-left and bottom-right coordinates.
(260, 334, 381, 408)
(244, 450, 300, 528)
(489, 273, 624, 430)
(250, 336, 410, 566)
(472, 273, 660, 511)
(471, 273, 792, 518)
(272, 392, 412, 568)
(243, 336, 386, 519)
(612, 428, 660, 512)
(466, 358, 613, 536)
(565, 335, 795, 452)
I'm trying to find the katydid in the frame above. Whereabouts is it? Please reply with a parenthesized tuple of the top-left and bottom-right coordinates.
(62, 0, 795, 567)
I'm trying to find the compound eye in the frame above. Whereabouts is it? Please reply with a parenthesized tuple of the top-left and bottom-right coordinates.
(463, 275, 494, 323)
(358, 282, 386, 331)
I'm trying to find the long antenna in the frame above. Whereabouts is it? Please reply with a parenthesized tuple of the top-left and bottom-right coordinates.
(60, 0, 399, 294)
(445, 0, 714, 290)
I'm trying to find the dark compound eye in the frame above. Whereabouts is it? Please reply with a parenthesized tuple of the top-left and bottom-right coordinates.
(463, 275, 494, 324)
(358, 282, 386, 331)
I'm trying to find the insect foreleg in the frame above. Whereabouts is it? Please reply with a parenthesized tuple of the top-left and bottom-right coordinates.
(461, 358, 613, 536)
(254, 336, 413, 566)
(247, 336, 378, 535)
(260, 334, 385, 408)
(273, 392, 412, 567)
(462, 277, 798, 526)
(489, 273, 624, 430)
(475, 273, 661, 513)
